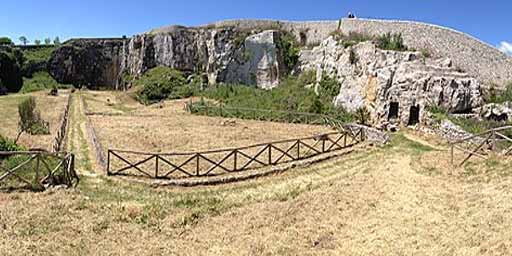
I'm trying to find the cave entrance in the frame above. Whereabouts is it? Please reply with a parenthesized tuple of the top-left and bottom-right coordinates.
(408, 105, 420, 126)
(388, 102, 400, 120)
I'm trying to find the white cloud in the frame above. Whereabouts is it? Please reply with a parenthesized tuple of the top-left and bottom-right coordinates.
(499, 41, 512, 56)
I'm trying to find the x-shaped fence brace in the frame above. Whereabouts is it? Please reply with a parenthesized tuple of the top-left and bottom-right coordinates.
(107, 129, 364, 179)
(450, 126, 512, 167)
(0, 151, 78, 190)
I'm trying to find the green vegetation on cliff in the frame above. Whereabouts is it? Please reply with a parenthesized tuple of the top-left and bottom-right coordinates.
(197, 72, 353, 122)
(22, 46, 56, 63)
(21, 71, 71, 93)
(135, 67, 200, 105)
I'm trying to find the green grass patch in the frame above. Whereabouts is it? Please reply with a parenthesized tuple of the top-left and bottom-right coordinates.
(21, 47, 56, 63)
(21, 71, 72, 93)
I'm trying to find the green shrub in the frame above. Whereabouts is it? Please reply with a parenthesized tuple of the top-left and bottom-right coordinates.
(355, 107, 371, 125)
(485, 82, 512, 104)
(17, 96, 49, 140)
(21, 71, 71, 93)
(198, 72, 354, 123)
(0, 135, 22, 152)
(135, 67, 194, 105)
(21, 47, 56, 63)
(376, 33, 408, 51)
(277, 32, 300, 71)
(317, 74, 341, 101)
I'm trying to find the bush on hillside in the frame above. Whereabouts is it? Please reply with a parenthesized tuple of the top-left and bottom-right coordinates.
(318, 74, 341, 101)
(485, 82, 512, 104)
(376, 33, 408, 51)
(200, 72, 354, 122)
(277, 32, 300, 71)
(135, 67, 198, 105)
(21, 71, 71, 93)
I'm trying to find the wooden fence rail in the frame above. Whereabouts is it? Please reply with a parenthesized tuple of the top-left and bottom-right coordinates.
(0, 151, 78, 190)
(107, 129, 365, 179)
(450, 126, 512, 166)
(52, 94, 72, 153)
(185, 102, 343, 127)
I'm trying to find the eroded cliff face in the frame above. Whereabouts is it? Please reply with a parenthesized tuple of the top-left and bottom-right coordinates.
(298, 38, 483, 126)
(49, 28, 287, 89)
(48, 39, 126, 89)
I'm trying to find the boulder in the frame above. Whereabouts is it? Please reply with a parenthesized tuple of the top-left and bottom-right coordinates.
(480, 102, 512, 122)
(298, 37, 483, 126)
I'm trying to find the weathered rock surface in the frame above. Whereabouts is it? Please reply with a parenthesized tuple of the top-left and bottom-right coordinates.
(0, 47, 23, 93)
(49, 29, 286, 90)
(298, 37, 483, 126)
(48, 39, 127, 89)
(480, 102, 512, 122)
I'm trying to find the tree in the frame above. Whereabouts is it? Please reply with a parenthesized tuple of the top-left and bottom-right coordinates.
(34, 39, 41, 45)
(0, 37, 13, 45)
(19, 36, 28, 46)
(53, 37, 61, 45)
(44, 38, 52, 45)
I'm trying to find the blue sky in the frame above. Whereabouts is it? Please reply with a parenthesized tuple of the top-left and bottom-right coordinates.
(1, 0, 511, 54)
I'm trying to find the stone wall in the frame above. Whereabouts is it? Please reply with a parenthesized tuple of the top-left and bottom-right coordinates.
(175, 18, 511, 87)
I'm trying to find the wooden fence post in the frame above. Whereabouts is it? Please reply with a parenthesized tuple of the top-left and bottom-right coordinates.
(155, 155, 159, 178)
(35, 154, 40, 188)
(106, 150, 111, 175)
(233, 150, 238, 172)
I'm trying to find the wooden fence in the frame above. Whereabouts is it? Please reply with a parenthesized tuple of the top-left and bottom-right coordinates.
(0, 151, 78, 190)
(107, 129, 365, 179)
(52, 94, 72, 153)
(450, 126, 512, 166)
(185, 102, 346, 127)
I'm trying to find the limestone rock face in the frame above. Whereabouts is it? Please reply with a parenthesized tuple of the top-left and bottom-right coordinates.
(49, 28, 286, 90)
(298, 37, 483, 126)
(222, 30, 285, 89)
(480, 102, 512, 122)
(48, 39, 127, 89)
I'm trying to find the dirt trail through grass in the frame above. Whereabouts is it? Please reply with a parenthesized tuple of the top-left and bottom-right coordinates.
(66, 93, 99, 179)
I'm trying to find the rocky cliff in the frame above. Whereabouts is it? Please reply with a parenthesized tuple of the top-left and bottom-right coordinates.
(49, 28, 288, 89)
(48, 38, 127, 89)
(298, 38, 482, 126)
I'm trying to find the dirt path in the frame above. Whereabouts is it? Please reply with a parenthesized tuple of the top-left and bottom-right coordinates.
(65, 93, 100, 179)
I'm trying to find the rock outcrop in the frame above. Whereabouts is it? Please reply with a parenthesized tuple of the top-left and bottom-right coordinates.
(480, 102, 512, 122)
(0, 47, 23, 93)
(50, 29, 287, 89)
(298, 38, 483, 126)
(48, 38, 127, 89)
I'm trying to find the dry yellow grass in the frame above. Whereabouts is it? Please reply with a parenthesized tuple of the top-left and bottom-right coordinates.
(83, 91, 332, 153)
(1, 132, 512, 255)
(0, 90, 69, 150)
(2, 90, 512, 255)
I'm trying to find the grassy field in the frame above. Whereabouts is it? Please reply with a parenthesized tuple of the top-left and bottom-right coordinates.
(2, 90, 512, 255)
(83, 91, 333, 153)
(1, 128, 512, 255)
(0, 90, 69, 150)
